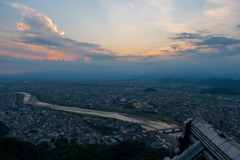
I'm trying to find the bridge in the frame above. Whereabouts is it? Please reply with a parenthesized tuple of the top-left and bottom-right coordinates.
(152, 127, 182, 134)
(127, 127, 182, 137)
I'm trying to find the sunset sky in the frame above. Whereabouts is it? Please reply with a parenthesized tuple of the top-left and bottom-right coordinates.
(0, 0, 240, 77)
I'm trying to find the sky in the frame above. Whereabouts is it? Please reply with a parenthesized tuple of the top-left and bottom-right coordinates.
(0, 0, 240, 77)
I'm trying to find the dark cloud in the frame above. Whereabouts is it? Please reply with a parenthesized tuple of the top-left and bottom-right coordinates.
(237, 24, 240, 30)
(171, 32, 240, 58)
(20, 35, 101, 49)
(63, 38, 101, 48)
(21, 36, 63, 47)
(195, 37, 240, 46)
(170, 32, 202, 40)
(171, 32, 240, 47)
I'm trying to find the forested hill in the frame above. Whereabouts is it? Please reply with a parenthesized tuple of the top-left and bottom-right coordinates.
(0, 122, 173, 160)
(0, 138, 173, 160)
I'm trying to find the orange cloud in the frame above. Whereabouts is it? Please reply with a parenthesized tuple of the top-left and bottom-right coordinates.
(16, 23, 31, 31)
(26, 34, 37, 37)
(116, 44, 197, 62)
(83, 57, 90, 62)
(142, 44, 197, 57)
(0, 39, 78, 61)
(0, 50, 46, 60)
(198, 48, 219, 53)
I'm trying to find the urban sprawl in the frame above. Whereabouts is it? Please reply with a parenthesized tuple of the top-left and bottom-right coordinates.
(0, 80, 239, 149)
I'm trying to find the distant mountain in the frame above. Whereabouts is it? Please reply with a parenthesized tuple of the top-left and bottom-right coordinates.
(0, 72, 240, 90)
(156, 78, 240, 91)
(0, 71, 132, 80)
(0, 71, 161, 80)
(197, 78, 240, 90)
(201, 88, 240, 95)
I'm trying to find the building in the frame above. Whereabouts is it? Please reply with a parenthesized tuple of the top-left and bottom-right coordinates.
(167, 108, 240, 160)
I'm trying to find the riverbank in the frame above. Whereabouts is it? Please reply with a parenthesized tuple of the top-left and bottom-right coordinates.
(18, 92, 177, 131)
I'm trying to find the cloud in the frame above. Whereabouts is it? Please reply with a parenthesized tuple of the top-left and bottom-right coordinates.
(16, 22, 31, 31)
(2, 2, 240, 76)
(6, 3, 184, 63)
(170, 33, 202, 40)
(204, 6, 231, 18)
(0, 38, 78, 60)
(169, 32, 240, 62)
(195, 36, 240, 46)
(21, 36, 64, 47)
(237, 24, 240, 30)
(171, 32, 240, 47)
(204, 0, 240, 19)
(20, 35, 101, 49)
(3, 3, 116, 62)
(10, 3, 64, 36)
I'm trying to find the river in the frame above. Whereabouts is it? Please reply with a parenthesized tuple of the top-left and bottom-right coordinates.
(18, 92, 177, 131)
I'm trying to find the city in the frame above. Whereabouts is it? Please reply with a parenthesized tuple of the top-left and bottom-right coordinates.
(1, 79, 240, 148)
